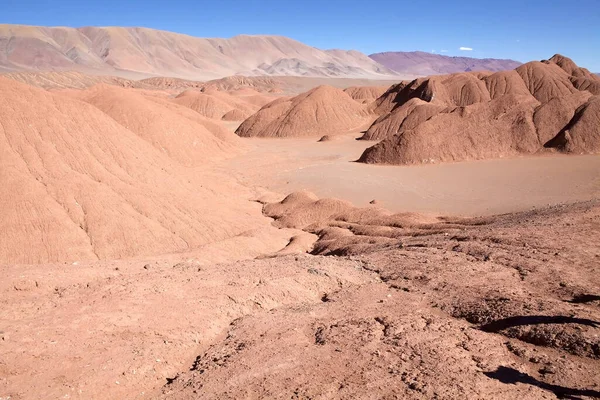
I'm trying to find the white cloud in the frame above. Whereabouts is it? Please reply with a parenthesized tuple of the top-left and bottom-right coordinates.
(441, 49, 448, 53)
(431, 49, 436, 53)
(459, 46, 473, 51)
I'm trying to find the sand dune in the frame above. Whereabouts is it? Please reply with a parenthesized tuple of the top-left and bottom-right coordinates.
(359, 55, 600, 164)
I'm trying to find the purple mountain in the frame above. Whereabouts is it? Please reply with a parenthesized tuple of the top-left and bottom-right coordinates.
(369, 51, 522, 76)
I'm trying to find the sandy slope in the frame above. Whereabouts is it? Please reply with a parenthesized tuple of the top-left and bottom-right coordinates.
(0, 77, 276, 264)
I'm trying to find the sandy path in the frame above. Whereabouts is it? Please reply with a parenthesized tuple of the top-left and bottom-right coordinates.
(220, 134, 600, 216)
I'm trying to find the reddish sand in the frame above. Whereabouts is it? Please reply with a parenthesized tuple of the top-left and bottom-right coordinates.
(218, 134, 600, 216)
(1, 63, 599, 400)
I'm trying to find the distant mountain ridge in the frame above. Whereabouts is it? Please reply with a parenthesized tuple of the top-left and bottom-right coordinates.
(369, 51, 522, 75)
(0, 24, 399, 80)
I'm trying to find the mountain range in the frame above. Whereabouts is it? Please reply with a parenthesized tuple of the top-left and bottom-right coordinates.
(369, 51, 522, 75)
(0, 24, 523, 80)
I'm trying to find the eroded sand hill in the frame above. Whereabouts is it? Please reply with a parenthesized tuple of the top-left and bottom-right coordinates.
(358, 55, 600, 164)
(236, 85, 374, 138)
(0, 77, 276, 264)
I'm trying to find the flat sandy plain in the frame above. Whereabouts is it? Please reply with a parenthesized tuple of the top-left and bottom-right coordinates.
(223, 132, 600, 216)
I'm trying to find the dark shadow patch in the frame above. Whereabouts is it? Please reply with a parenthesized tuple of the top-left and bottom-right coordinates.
(480, 315, 599, 333)
(568, 294, 600, 304)
(484, 366, 600, 399)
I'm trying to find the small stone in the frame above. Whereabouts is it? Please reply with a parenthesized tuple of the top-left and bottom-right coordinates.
(539, 364, 556, 375)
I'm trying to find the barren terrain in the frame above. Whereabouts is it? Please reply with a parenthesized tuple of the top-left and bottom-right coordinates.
(1, 52, 599, 400)
(220, 133, 600, 216)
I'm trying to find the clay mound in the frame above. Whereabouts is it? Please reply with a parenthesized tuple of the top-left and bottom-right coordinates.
(263, 191, 439, 240)
(263, 191, 354, 229)
(225, 88, 279, 107)
(78, 85, 236, 166)
(545, 95, 600, 153)
(569, 76, 600, 95)
(368, 73, 491, 124)
(0, 77, 264, 264)
(515, 61, 577, 103)
(236, 85, 371, 138)
(359, 55, 600, 164)
(233, 96, 294, 137)
(548, 54, 598, 80)
(362, 98, 445, 140)
(318, 135, 334, 142)
(437, 72, 491, 106)
(359, 93, 542, 164)
(533, 91, 592, 144)
(484, 70, 531, 99)
(173, 90, 255, 120)
(370, 81, 411, 114)
(362, 73, 490, 141)
(343, 85, 389, 104)
(221, 108, 252, 121)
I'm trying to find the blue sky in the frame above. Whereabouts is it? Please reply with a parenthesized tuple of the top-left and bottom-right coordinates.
(3, 0, 600, 71)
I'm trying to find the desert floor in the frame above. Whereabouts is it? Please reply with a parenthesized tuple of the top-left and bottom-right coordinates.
(223, 133, 600, 216)
(1, 127, 599, 400)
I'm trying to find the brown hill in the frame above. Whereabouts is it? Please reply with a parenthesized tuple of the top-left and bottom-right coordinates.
(0, 77, 272, 264)
(236, 85, 372, 138)
(515, 61, 578, 103)
(221, 108, 252, 121)
(0, 24, 397, 79)
(343, 85, 389, 104)
(359, 55, 600, 164)
(173, 89, 256, 120)
(546, 95, 600, 153)
(74, 85, 237, 166)
(362, 73, 491, 141)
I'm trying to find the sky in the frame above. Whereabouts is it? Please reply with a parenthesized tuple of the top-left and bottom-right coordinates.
(2, 0, 600, 71)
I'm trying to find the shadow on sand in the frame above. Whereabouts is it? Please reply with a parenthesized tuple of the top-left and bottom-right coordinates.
(480, 315, 599, 333)
(485, 366, 600, 399)
(568, 294, 600, 304)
